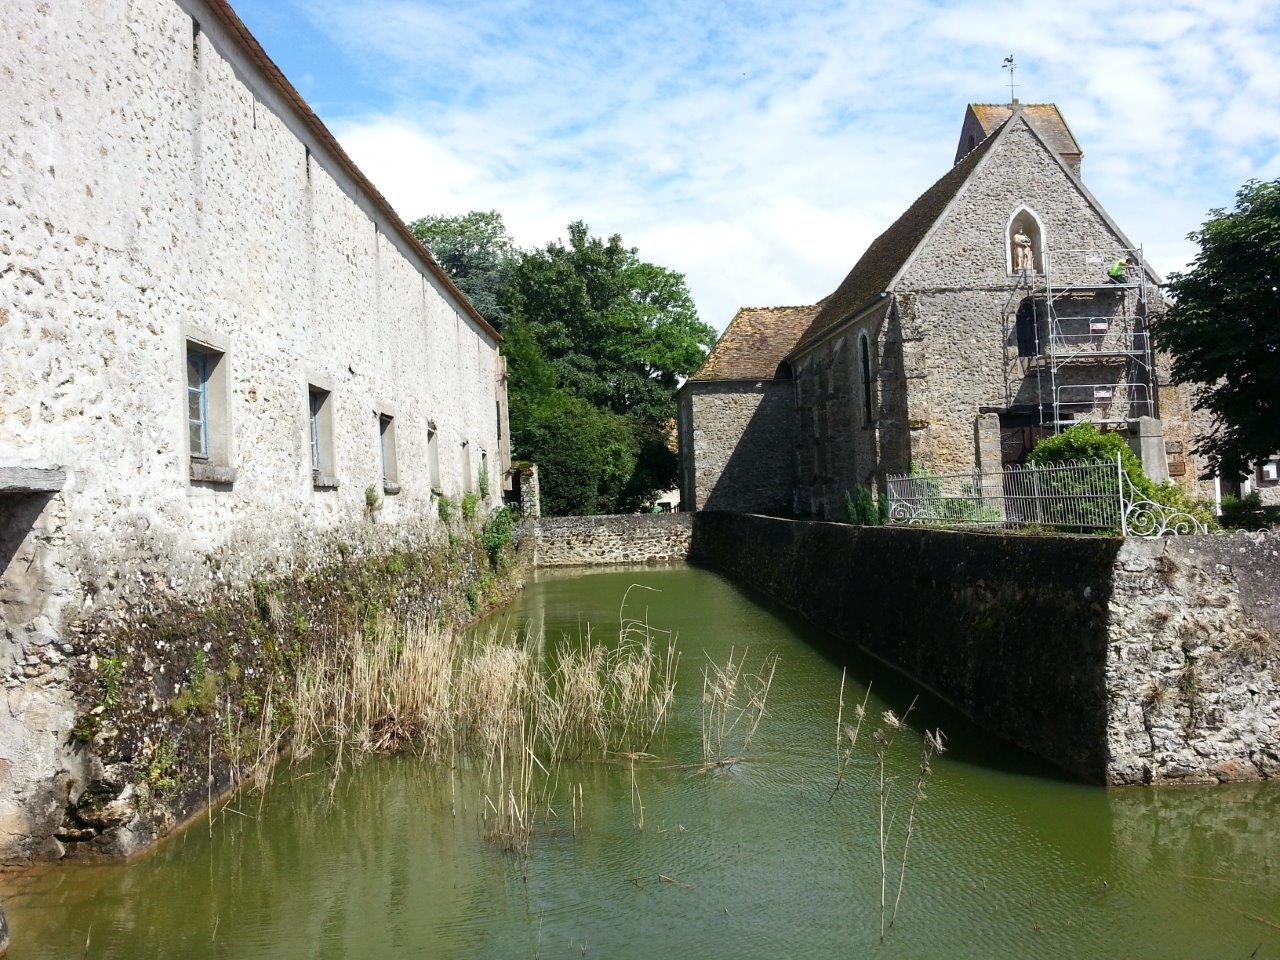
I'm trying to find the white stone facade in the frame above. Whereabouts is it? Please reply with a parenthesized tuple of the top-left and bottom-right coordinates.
(0, 0, 508, 859)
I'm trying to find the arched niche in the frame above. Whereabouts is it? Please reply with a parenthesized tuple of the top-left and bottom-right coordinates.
(1006, 206, 1046, 275)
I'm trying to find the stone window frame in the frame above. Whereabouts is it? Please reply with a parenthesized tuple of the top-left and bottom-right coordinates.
(306, 372, 338, 490)
(182, 326, 235, 486)
(1005, 204, 1048, 276)
(858, 331, 875, 428)
(427, 420, 443, 495)
(376, 404, 400, 495)
(461, 439, 474, 493)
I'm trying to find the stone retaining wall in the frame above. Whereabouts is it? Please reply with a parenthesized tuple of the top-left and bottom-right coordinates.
(524, 514, 693, 567)
(690, 513, 1280, 785)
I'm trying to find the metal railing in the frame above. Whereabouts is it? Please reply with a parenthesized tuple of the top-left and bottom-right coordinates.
(884, 456, 1206, 537)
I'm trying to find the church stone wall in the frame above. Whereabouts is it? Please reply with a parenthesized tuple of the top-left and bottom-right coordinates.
(0, 0, 505, 861)
(680, 382, 795, 515)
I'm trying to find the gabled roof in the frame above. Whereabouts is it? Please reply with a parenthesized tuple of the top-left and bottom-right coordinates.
(967, 103, 1081, 162)
(790, 118, 1007, 353)
(690, 304, 821, 382)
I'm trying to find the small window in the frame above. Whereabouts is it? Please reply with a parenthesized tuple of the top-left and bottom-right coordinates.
(185, 339, 233, 484)
(461, 440, 473, 492)
(378, 413, 399, 493)
(187, 349, 212, 460)
(427, 421, 442, 494)
(859, 334, 874, 426)
(308, 385, 336, 488)
(480, 449, 489, 497)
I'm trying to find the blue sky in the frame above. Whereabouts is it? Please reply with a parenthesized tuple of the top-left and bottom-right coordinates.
(235, 0, 1280, 331)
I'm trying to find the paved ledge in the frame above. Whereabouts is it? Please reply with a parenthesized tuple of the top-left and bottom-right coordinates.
(0, 466, 66, 494)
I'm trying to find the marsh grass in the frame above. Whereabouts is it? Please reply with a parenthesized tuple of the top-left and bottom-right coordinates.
(285, 593, 679, 852)
(699, 647, 778, 771)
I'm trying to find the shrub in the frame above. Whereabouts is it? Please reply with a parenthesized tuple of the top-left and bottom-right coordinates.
(1028, 423, 1216, 531)
(843, 486, 887, 526)
(437, 495, 455, 524)
(1219, 492, 1279, 531)
(461, 492, 481, 520)
(364, 485, 382, 519)
(478, 465, 491, 500)
(480, 506, 518, 567)
(899, 470, 1003, 525)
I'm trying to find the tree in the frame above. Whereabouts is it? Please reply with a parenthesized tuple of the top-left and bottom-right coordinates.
(408, 214, 714, 515)
(504, 221, 716, 427)
(408, 211, 516, 328)
(1153, 179, 1280, 480)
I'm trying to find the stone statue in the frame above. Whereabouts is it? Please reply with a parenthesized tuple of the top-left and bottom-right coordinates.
(1012, 229, 1034, 272)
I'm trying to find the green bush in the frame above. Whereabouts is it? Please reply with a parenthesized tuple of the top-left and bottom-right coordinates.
(461, 492, 481, 520)
(1027, 423, 1216, 531)
(436, 495, 455, 524)
(843, 486, 887, 526)
(1219, 492, 1279, 530)
(481, 505, 518, 566)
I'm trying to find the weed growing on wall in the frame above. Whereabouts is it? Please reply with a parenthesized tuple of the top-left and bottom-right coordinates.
(63, 517, 525, 856)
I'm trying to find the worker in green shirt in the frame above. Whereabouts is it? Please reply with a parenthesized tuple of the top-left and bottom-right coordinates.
(1106, 257, 1129, 283)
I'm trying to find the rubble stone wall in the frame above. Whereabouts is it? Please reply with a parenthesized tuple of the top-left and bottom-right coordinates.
(0, 0, 507, 861)
(691, 513, 1280, 785)
(525, 514, 693, 567)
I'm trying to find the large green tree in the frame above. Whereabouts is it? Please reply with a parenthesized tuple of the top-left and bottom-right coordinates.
(1154, 179, 1280, 479)
(504, 221, 714, 426)
(411, 214, 714, 515)
(409, 210, 516, 327)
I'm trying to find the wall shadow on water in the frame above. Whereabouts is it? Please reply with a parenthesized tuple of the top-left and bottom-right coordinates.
(689, 513, 1125, 785)
(689, 560, 1080, 785)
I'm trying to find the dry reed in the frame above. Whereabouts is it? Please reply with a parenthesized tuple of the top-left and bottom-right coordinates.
(699, 647, 778, 770)
(286, 605, 678, 852)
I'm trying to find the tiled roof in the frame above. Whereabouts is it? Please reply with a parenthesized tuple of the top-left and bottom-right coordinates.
(790, 118, 1007, 354)
(969, 103, 1080, 160)
(690, 304, 821, 381)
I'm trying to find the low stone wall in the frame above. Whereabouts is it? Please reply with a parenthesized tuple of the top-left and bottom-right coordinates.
(691, 513, 1280, 785)
(524, 514, 693, 567)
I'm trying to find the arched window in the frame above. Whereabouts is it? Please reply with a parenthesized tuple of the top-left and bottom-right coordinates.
(858, 333, 873, 425)
(1006, 206, 1046, 275)
(1015, 297, 1038, 357)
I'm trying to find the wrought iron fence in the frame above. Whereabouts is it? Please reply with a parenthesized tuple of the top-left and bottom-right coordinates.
(884, 456, 1206, 537)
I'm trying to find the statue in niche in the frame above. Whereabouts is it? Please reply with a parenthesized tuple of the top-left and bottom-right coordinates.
(1012, 228, 1034, 273)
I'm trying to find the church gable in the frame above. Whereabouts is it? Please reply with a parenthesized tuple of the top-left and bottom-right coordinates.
(900, 114, 1129, 293)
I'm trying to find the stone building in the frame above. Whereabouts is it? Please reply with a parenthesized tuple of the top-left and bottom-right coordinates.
(0, 0, 510, 859)
(679, 102, 1214, 518)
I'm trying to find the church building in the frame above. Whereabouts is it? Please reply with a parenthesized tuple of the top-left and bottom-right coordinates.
(678, 102, 1213, 518)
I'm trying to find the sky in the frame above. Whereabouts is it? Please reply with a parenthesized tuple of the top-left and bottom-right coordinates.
(234, 0, 1280, 332)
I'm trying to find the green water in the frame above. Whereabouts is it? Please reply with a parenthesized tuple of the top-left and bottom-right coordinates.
(4, 564, 1279, 959)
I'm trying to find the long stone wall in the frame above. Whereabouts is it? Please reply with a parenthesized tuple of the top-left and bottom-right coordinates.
(691, 513, 1280, 785)
(524, 514, 693, 567)
(0, 0, 508, 863)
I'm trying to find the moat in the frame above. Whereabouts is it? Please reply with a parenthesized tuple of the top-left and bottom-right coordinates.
(3, 564, 1277, 959)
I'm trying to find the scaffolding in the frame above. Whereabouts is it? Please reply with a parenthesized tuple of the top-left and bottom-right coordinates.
(1003, 245, 1155, 436)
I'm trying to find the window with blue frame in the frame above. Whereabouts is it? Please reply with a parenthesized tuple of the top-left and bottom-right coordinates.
(187, 347, 211, 459)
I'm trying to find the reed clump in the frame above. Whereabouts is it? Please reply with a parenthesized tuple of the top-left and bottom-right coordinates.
(699, 647, 778, 770)
(286, 610, 678, 852)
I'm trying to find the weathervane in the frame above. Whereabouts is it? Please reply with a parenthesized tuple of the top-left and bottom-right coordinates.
(1003, 55, 1019, 104)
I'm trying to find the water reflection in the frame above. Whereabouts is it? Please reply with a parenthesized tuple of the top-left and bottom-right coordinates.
(3, 565, 1277, 959)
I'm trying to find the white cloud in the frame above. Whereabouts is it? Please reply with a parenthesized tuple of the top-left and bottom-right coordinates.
(291, 0, 1279, 329)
